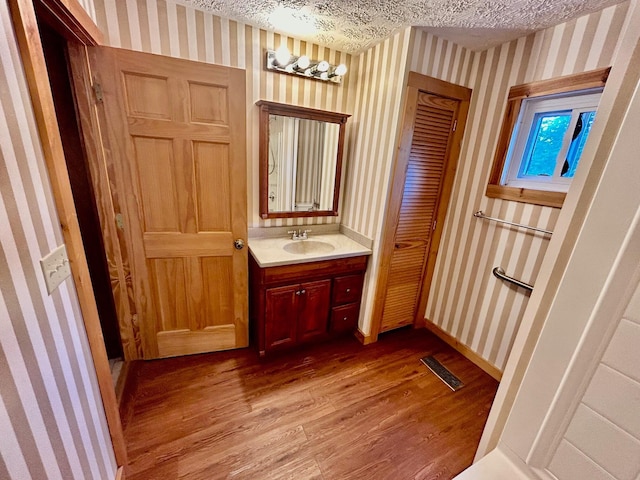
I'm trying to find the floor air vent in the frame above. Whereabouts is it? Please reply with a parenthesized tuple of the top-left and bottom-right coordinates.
(420, 356, 464, 391)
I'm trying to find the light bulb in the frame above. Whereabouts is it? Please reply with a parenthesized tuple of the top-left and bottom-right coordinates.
(316, 60, 329, 73)
(275, 45, 291, 66)
(329, 63, 348, 78)
(335, 64, 347, 76)
(295, 55, 310, 70)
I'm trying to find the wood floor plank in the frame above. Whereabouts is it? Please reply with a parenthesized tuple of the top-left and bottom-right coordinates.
(123, 328, 498, 479)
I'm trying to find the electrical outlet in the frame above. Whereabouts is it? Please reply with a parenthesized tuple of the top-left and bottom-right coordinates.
(40, 244, 71, 295)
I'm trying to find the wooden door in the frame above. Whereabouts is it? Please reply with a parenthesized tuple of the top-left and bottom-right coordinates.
(297, 279, 331, 342)
(265, 285, 299, 350)
(380, 93, 459, 332)
(85, 47, 247, 359)
(374, 73, 471, 337)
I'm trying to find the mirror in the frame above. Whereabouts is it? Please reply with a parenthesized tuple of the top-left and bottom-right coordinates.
(257, 101, 350, 219)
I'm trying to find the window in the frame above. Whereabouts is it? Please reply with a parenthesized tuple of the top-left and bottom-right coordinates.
(502, 89, 601, 192)
(487, 68, 610, 207)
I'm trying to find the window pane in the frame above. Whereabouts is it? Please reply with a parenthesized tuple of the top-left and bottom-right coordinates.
(519, 112, 571, 177)
(561, 111, 596, 178)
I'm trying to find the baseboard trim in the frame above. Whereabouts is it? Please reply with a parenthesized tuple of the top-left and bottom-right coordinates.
(354, 328, 374, 345)
(116, 360, 141, 431)
(115, 466, 124, 480)
(421, 319, 503, 382)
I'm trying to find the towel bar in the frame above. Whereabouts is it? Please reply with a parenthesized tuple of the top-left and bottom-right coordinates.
(493, 267, 533, 292)
(474, 210, 553, 235)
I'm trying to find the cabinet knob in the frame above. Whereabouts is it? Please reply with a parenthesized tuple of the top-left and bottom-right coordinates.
(296, 290, 301, 296)
(345, 288, 351, 293)
(343, 316, 348, 321)
(301, 289, 306, 294)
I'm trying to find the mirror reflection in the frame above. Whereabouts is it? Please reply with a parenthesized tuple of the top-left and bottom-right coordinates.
(257, 100, 350, 219)
(268, 115, 340, 213)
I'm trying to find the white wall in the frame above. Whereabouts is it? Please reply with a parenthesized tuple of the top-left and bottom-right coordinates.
(548, 290, 640, 479)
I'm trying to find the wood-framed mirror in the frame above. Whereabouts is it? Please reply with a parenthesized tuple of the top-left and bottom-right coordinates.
(257, 100, 350, 219)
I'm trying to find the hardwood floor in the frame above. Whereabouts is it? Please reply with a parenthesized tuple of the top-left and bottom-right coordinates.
(123, 328, 498, 479)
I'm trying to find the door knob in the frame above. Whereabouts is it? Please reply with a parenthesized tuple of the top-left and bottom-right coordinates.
(234, 239, 245, 250)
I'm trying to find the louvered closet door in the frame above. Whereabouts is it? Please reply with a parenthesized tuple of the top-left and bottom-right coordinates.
(381, 93, 460, 332)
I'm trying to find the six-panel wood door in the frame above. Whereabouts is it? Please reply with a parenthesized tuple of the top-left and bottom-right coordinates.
(87, 47, 247, 358)
(381, 93, 460, 332)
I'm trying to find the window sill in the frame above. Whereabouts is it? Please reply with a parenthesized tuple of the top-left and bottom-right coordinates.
(486, 184, 565, 208)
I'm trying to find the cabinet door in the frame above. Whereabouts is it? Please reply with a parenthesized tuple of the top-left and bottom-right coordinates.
(265, 284, 299, 351)
(297, 280, 331, 343)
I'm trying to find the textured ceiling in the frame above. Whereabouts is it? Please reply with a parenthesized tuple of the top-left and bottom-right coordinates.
(177, 0, 625, 53)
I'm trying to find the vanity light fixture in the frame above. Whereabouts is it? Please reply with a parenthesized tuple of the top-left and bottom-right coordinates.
(266, 48, 347, 84)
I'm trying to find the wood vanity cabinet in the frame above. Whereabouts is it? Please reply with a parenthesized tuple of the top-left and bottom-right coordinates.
(250, 254, 368, 356)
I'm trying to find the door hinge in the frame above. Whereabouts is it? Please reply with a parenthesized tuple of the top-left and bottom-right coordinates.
(92, 82, 104, 103)
(452, 120, 458, 132)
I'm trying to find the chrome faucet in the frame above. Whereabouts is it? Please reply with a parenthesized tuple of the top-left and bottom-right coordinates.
(287, 228, 311, 240)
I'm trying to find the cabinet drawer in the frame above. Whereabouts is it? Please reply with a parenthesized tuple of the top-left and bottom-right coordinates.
(332, 274, 363, 305)
(330, 303, 359, 333)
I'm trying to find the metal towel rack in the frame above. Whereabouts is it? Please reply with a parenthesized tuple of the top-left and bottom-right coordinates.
(493, 267, 533, 292)
(474, 210, 553, 235)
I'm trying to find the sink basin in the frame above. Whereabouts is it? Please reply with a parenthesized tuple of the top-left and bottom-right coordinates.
(283, 240, 335, 255)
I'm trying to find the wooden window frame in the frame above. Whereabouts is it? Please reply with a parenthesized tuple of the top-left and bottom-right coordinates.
(486, 67, 610, 208)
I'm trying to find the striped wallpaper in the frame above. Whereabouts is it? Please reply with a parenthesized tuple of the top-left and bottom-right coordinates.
(339, 27, 413, 336)
(77, 0, 96, 22)
(88, 0, 630, 375)
(1, 0, 634, 476)
(91, 0, 354, 228)
(408, 29, 475, 88)
(0, 0, 116, 478)
(426, 1, 630, 371)
(319, 122, 339, 210)
(340, 27, 477, 337)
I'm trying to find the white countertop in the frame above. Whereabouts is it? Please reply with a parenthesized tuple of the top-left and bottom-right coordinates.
(248, 233, 372, 267)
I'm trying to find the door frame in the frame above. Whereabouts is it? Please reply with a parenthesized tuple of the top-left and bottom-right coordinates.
(369, 72, 472, 343)
(9, 0, 127, 474)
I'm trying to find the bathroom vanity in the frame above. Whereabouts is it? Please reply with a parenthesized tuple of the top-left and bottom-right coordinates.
(250, 101, 368, 356)
(249, 233, 371, 356)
